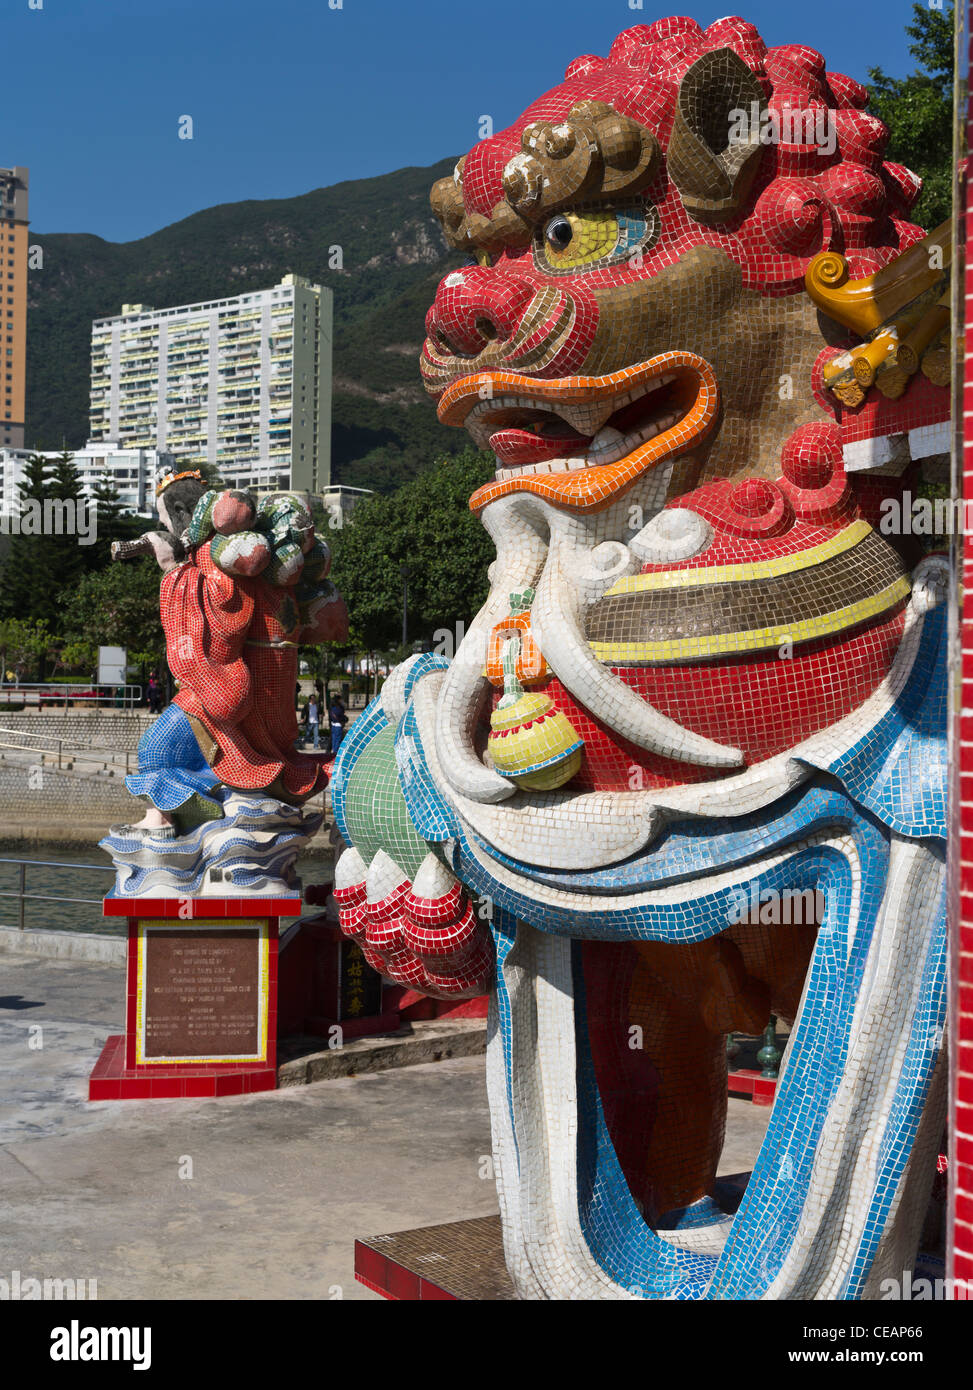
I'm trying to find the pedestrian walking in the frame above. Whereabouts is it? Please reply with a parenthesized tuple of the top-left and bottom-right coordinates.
(147, 672, 163, 714)
(307, 695, 321, 750)
(329, 696, 348, 755)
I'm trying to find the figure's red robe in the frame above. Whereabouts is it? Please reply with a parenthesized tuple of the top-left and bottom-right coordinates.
(160, 543, 323, 802)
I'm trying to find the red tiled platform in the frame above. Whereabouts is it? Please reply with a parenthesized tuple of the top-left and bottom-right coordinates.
(728, 1069, 778, 1106)
(89, 896, 288, 1101)
(355, 1215, 515, 1300)
(102, 896, 302, 918)
(89, 1034, 277, 1100)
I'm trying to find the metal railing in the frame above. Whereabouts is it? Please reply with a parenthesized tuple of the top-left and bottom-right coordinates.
(0, 856, 115, 931)
(0, 726, 136, 774)
(0, 682, 144, 709)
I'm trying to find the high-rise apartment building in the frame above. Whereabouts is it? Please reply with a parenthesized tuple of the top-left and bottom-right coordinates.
(0, 442, 173, 519)
(89, 274, 333, 493)
(0, 167, 28, 450)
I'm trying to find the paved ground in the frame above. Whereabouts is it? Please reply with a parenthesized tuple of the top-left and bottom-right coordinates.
(0, 953, 772, 1300)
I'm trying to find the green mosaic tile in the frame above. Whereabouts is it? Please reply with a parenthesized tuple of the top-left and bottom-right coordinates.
(344, 724, 429, 878)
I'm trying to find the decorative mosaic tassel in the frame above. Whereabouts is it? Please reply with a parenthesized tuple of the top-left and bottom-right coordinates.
(487, 631, 583, 791)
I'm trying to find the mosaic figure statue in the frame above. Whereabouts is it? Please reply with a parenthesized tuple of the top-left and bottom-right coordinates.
(102, 470, 347, 894)
(330, 18, 951, 1298)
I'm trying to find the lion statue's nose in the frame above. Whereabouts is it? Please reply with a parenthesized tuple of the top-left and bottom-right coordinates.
(426, 264, 535, 357)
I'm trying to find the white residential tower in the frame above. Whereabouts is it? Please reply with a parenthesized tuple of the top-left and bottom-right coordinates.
(89, 274, 333, 493)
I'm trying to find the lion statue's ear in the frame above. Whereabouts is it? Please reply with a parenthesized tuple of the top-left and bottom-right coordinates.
(668, 47, 766, 225)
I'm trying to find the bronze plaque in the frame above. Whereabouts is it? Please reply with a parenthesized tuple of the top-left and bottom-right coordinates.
(139, 925, 266, 1063)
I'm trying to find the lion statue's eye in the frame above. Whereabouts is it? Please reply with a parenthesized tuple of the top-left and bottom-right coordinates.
(533, 206, 659, 275)
(544, 215, 574, 250)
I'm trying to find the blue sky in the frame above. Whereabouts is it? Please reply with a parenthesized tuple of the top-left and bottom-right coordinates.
(7, 0, 928, 242)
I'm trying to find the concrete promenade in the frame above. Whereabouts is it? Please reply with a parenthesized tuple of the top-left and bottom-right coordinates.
(0, 951, 772, 1300)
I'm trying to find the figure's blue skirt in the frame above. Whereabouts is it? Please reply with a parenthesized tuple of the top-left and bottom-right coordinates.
(125, 704, 222, 813)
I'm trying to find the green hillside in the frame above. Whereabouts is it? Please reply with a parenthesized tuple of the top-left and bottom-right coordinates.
(25, 157, 468, 492)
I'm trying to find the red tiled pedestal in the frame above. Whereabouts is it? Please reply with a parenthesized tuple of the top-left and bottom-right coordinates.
(355, 1216, 514, 1300)
(728, 1069, 778, 1106)
(89, 895, 299, 1101)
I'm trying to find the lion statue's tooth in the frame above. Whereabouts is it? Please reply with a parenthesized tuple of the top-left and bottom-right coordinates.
(629, 508, 713, 565)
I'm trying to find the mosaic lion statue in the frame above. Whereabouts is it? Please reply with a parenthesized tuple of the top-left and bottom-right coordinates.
(331, 17, 951, 1298)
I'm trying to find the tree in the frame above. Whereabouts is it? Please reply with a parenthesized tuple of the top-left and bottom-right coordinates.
(61, 558, 166, 680)
(868, 1, 954, 229)
(48, 451, 91, 590)
(194, 461, 225, 490)
(54, 636, 98, 679)
(89, 473, 144, 567)
(0, 453, 86, 637)
(328, 448, 496, 652)
(0, 616, 51, 684)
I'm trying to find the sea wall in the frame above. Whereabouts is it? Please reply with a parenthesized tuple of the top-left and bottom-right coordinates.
(0, 763, 132, 844)
(0, 710, 153, 748)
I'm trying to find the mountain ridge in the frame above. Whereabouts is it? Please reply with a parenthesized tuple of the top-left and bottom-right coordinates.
(26, 156, 466, 492)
